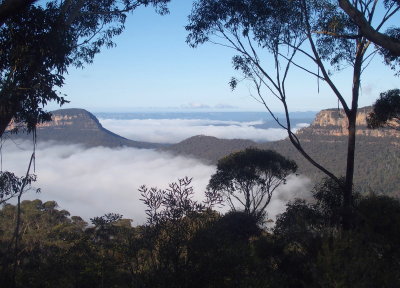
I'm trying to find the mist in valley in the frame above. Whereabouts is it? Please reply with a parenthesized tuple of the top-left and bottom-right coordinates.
(2, 117, 312, 224)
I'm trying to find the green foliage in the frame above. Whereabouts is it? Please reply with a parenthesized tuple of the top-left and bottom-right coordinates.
(187, 211, 262, 288)
(208, 148, 297, 219)
(367, 89, 400, 130)
(0, 171, 39, 204)
(1, 192, 400, 287)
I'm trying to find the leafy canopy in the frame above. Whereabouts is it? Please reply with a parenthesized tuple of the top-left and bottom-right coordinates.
(208, 148, 297, 219)
(367, 89, 400, 130)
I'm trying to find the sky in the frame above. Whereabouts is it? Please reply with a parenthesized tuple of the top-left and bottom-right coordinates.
(54, 0, 400, 113)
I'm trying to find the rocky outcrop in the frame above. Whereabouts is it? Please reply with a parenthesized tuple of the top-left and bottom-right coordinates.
(298, 106, 400, 138)
(36, 109, 101, 130)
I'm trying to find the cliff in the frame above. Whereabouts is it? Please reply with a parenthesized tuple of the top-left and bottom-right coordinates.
(298, 106, 400, 138)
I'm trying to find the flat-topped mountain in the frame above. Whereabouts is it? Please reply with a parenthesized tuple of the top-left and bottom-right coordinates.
(7, 108, 164, 149)
(298, 106, 400, 138)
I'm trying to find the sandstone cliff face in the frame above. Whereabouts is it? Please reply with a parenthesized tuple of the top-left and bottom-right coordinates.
(36, 109, 101, 130)
(8, 108, 101, 131)
(298, 106, 400, 138)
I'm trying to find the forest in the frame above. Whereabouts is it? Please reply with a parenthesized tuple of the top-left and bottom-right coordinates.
(1, 178, 400, 287)
(1, 0, 400, 287)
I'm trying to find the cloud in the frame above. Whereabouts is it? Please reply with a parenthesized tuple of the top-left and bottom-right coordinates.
(181, 102, 211, 109)
(2, 141, 312, 226)
(99, 118, 288, 143)
(267, 174, 313, 223)
(2, 141, 214, 225)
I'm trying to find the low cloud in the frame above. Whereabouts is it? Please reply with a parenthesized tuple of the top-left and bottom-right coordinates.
(99, 118, 288, 143)
(2, 141, 312, 226)
(267, 174, 313, 223)
(2, 141, 214, 225)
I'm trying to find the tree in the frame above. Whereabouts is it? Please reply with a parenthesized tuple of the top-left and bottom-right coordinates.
(187, 211, 262, 288)
(186, 0, 398, 229)
(0, 0, 170, 137)
(367, 88, 400, 130)
(207, 148, 297, 220)
(0, 200, 88, 287)
(139, 177, 221, 287)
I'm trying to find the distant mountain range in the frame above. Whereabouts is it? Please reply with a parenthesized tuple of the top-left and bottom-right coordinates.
(6, 107, 400, 196)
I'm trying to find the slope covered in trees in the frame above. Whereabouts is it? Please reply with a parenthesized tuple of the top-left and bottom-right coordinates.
(166, 134, 400, 197)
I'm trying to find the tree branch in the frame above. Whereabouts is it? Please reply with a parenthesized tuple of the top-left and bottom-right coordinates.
(338, 0, 400, 56)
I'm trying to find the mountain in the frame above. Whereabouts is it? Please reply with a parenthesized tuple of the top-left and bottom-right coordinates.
(7, 108, 164, 149)
(165, 107, 400, 196)
(163, 135, 257, 163)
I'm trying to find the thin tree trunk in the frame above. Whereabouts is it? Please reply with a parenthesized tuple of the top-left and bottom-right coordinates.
(343, 111, 356, 229)
(342, 40, 365, 229)
(0, 106, 13, 137)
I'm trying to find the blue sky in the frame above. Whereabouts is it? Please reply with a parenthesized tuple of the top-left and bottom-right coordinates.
(55, 0, 399, 113)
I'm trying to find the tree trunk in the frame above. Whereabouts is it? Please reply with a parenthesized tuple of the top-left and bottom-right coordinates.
(342, 40, 365, 229)
(0, 105, 14, 137)
(343, 110, 356, 229)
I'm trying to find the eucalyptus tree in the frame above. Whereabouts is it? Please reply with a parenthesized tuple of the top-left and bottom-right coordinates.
(208, 148, 297, 220)
(0, 0, 170, 137)
(186, 0, 399, 228)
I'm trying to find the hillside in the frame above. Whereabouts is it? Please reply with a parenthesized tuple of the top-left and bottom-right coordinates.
(7, 108, 164, 149)
(166, 108, 400, 196)
(162, 135, 257, 163)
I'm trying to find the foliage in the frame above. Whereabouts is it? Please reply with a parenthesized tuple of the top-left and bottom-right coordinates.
(187, 211, 262, 288)
(139, 177, 222, 226)
(139, 177, 221, 287)
(367, 89, 400, 130)
(0, 192, 399, 287)
(0, 171, 39, 204)
(0, 0, 170, 136)
(208, 148, 297, 220)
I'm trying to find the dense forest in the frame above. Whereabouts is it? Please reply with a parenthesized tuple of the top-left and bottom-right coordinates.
(1, 184, 400, 287)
